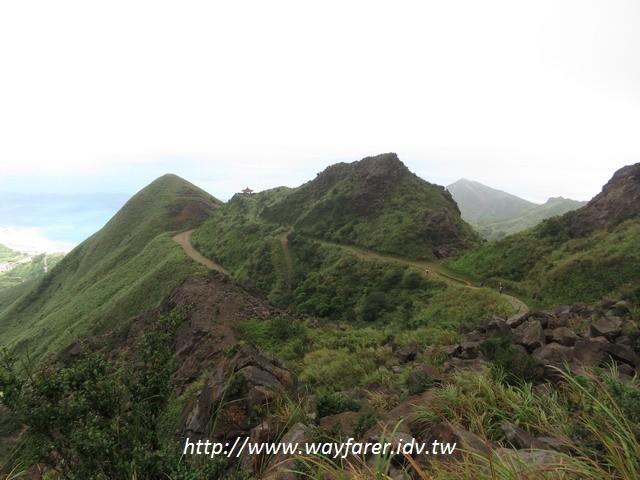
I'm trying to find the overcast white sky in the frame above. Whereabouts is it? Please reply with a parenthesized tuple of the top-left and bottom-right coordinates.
(1, 0, 639, 204)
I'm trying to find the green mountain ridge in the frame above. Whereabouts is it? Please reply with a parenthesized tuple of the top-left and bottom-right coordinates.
(448, 162, 640, 306)
(0, 174, 221, 361)
(263, 153, 480, 259)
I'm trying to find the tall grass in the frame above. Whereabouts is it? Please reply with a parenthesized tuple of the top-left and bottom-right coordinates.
(298, 366, 640, 480)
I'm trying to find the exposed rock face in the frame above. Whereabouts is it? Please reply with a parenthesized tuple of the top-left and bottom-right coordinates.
(590, 317, 623, 339)
(533, 343, 574, 366)
(434, 298, 640, 381)
(514, 320, 546, 351)
(500, 421, 548, 450)
(424, 423, 494, 459)
(128, 271, 293, 388)
(395, 342, 418, 364)
(564, 162, 640, 237)
(261, 423, 311, 480)
(179, 344, 293, 441)
(548, 327, 578, 346)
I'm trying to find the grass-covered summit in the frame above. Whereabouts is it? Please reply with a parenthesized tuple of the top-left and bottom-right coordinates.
(0, 174, 221, 360)
(263, 153, 480, 259)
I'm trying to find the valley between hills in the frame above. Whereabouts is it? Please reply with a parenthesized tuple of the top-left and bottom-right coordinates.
(1, 153, 639, 479)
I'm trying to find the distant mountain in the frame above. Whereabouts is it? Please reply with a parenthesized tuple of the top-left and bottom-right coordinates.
(447, 178, 536, 223)
(264, 153, 479, 259)
(447, 179, 586, 239)
(448, 162, 640, 305)
(0, 174, 221, 361)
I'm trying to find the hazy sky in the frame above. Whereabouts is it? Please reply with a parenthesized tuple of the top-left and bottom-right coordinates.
(1, 0, 639, 204)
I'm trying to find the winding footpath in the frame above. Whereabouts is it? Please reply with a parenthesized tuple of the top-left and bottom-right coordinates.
(172, 229, 230, 275)
(174, 228, 528, 314)
(297, 234, 528, 314)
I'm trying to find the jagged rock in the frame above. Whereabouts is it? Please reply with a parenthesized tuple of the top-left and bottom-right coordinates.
(573, 337, 609, 366)
(530, 312, 552, 328)
(546, 315, 569, 329)
(536, 436, 573, 454)
(396, 342, 418, 363)
(481, 317, 512, 339)
(604, 343, 640, 368)
(495, 448, 568, 472)
(388, 467, 411, 480)
(548, 327, 579, 346)
(615, 335, 632, 346)
(500, 421, 547, 449)
(439, 344, 462, 356)
(533, 343, 574, 366)
(514, 320, 545, 351)
(458, 341, 481, 359)
(551, 305, 572, 316)
(262, 423, 310, 480)
(407, 364, 443, 394)
(320, 412, 360, 435)
(617, 363, 637, 379)
(388, 391, 437, 434)
(614, 300, 630, 314)
(465, 329, 486, 342)
(570, 303, 591, 315)
(590, 317, 623, 339)
(424, 423, 494, 459)
(179, 344, 293, 440)
(507, 312, 530, 328)
(443, 357, 490, 373)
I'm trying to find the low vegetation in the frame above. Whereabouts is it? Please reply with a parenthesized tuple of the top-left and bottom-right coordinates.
(448, 219, 640, 307)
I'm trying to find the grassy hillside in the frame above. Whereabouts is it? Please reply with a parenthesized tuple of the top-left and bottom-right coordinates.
(192, 180, 513, 327)
(449, 217, 640, 306)
(0, 174, 221, 361)
(262, 154, 480, 259)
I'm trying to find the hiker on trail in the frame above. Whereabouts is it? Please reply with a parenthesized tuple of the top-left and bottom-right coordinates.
(425, 269, 429, 275)
(499, 282, 503, 294)
(479, 282, 484, 288)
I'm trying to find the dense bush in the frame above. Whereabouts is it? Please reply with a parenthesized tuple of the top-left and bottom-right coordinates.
(0, 308, 222, 479)
(480, 336, 538, 385)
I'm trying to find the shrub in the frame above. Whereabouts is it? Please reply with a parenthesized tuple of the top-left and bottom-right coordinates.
(480, 336, 538, 385)
(316, 391, 361, 418)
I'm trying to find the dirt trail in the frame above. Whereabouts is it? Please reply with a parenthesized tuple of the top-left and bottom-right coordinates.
(172, 230, 230, 275)
(278, 228, 295, 292)
(307, 235, 529, 314)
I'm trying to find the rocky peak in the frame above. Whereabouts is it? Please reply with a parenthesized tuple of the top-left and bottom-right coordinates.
(565, 162, 640, 237)
(314, 152, 408, 187)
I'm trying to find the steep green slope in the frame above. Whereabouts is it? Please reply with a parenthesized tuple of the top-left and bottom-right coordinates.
(448, 163, 640, 306)
(263, 153, 480, 259)
(0, 174, 221, 360)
